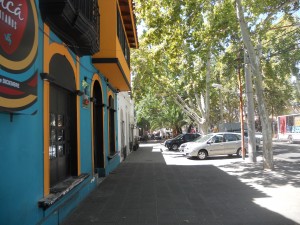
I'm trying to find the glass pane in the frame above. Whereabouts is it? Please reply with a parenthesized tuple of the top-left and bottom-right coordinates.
(50, 128, 56, 142)
(58, 115, 64, 127)
(49, 145, 56, 159)
(50, 113, 56, 126)
(58, 145, 65, 157)
(58, 129, 64, 141)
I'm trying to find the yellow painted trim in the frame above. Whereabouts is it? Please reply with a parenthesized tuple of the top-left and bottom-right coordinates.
(0, 95, 37, 108)
(76, 56, 81, 175)
(43, 24, 79, 195)
(43, 81, 50, 195)
(0, 0, 38, 71)
(90, 75, 106, 174)
(90, 80, 95, 174)
(43, 25, 50, 196)
(107, 93, 117, 154)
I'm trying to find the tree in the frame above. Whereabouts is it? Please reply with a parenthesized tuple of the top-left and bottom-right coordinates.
(132, 0, 300, 170)
(235, 0, 299, 169)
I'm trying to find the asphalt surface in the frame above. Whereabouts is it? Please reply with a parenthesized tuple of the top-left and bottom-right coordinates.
(62, 141, 300, 225)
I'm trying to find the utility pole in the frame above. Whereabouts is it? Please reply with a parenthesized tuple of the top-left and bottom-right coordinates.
(244, 50, 257, 162)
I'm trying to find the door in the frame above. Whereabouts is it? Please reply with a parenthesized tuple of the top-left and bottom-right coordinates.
(50, 84, 76, 186)
(223, 133, 241, 154)
(108, 96, 116, 155)
(93, 81, 104, 174)
(207, 134, 225, 156)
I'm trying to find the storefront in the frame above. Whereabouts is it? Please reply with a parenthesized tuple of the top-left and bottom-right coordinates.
(0, 0, 139, 224)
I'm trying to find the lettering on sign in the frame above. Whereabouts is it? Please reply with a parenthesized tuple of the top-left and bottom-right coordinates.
(0, 77, 20, 88)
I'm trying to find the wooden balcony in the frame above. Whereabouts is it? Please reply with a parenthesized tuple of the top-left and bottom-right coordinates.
(39, 0, 100, 56)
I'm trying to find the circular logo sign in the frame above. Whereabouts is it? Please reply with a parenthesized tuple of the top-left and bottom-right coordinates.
(0, 0, 38, 72)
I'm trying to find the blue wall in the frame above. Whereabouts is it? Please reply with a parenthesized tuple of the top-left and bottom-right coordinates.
(0, 1, 121, 224)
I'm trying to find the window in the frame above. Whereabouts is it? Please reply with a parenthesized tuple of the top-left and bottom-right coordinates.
(117, 7, 130, 66)
(212, 135, 224, 143)
(224, 134, 239, 142)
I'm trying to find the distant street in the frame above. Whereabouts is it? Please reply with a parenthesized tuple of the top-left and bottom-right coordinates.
(153, 141, 300, 165)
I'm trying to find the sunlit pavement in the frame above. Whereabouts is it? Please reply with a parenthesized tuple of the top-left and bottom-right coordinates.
(155, 141, 300, 224)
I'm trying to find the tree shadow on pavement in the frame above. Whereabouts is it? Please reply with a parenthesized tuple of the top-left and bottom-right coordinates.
(218, 159, 300, 188)
(63, 145, 300, 225)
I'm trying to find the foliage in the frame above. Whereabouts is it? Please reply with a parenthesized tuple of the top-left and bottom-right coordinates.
(131, 0, 300, 135)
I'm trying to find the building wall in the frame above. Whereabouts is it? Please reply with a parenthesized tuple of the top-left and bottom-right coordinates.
(0, 0, 122, 224)
(117, 92, 136, 161)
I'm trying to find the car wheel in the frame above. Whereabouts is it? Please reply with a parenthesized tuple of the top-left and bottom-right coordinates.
(171, 144, 178, 151)
(236, 148, 243, 157)
(198, 150, 207, 160)
(288, 135, 294, 144)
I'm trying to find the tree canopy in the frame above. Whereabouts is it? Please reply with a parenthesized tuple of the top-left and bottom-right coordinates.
(131, 0, 300, 136)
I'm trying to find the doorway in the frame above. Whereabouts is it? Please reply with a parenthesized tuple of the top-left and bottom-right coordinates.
(49, 84, 77, 186)
(108, 96, 116, 155)
(93, 81, 105, 175)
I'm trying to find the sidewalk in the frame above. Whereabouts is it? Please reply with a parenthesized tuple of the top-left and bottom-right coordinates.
(62, 143, 300, 225)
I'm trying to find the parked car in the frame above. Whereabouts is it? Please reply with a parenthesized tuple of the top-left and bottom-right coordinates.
(255, 132, 263, 144)
(182, 132, 248, 159)
(244, 130, 263, 149)
(164, 133, 201, 151)
(178, 136, 202, 152)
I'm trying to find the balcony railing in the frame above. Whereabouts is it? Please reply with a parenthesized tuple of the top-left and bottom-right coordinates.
(40, 0, 100, 56)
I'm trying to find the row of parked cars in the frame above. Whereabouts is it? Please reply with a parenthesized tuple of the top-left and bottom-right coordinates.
(163, 132, 261, 160)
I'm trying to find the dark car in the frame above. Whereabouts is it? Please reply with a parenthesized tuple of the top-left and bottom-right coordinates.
(164, 133, 201, 150)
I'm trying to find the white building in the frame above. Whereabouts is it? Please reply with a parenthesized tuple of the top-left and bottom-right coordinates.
(117, 91, 139, 161)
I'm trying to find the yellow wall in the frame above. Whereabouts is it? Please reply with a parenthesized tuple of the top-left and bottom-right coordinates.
(98, 0, 117, 58)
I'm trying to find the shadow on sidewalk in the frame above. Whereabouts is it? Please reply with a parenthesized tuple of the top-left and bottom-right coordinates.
(63, 145, 299, 225)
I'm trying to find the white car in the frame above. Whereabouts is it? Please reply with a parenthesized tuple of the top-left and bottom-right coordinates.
(255, 132, 263, 144)
(183, 132, 248, 160)
(178, 136, 202, 152)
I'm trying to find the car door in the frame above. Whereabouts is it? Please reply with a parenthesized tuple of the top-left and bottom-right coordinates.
(207, 134, 225, 156)
(223, 133, 240, 154)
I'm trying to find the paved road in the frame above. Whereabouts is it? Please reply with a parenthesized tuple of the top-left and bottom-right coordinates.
(63, 141, 300, 225)
(160, 141, 300, 224)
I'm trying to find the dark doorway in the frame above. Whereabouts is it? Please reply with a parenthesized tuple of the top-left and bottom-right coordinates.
(109, 96, 116, 155)
(49, 53, 78, 188)
(93, 81, 104, 174)
(49, 84, 77, 187)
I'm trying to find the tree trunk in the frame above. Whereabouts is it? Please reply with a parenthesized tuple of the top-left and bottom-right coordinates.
(236, 0, 273, 170)
(244, 51, 257, 163)
(204, 50, 212, 133)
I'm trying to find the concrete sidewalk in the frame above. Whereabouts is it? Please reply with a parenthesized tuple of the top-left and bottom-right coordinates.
(62, 143, 300, 225)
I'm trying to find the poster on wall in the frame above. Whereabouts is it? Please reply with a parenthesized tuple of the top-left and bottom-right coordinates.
(0, 0, 38, 114)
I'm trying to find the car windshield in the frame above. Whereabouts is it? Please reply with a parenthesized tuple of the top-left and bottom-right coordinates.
(174, 134, 184, 140)
(191, 136, 202, 142)
(194, 134, 214, 143)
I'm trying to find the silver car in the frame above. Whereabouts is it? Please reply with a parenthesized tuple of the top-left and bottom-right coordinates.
(183, 132, 247, 160)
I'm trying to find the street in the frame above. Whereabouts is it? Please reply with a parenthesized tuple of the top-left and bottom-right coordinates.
(153, 141, 300, 224)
